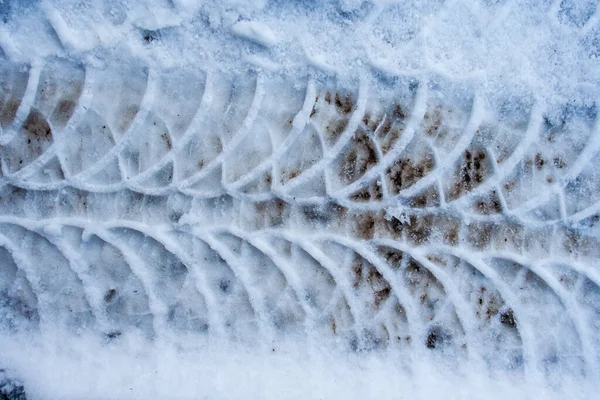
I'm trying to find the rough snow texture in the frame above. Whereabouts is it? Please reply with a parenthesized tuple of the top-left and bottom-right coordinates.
(0, 0, 600, 399)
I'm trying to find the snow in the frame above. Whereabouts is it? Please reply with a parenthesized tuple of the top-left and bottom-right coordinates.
(0, 331, 596, 400)
(231, 20, 277, 47)
(0, 0, 594, 104)
(0, 0, 599, 398)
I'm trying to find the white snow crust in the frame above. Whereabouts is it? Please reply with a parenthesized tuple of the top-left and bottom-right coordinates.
(231, 20, 277, 47)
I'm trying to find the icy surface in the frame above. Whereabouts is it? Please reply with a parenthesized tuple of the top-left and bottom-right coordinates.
(0, 0, 599, 398)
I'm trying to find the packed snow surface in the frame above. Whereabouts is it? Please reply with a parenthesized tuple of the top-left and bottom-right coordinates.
(0, 0, 599, 398)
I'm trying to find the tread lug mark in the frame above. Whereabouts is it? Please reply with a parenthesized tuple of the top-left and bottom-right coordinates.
(0, 61, 29, 130)
(2, 109, 53, 173)
(0, 241, 40, 330)
(0, 224, 92, 330)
